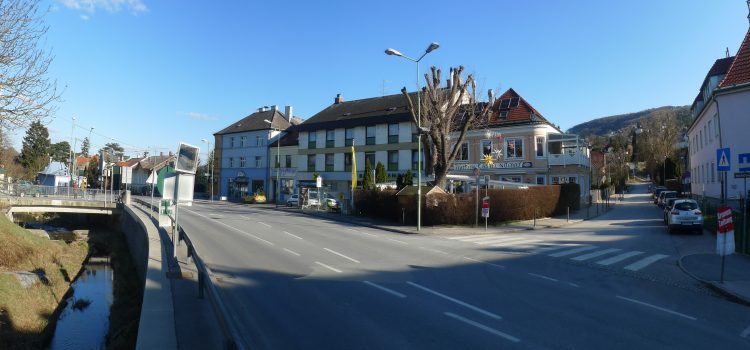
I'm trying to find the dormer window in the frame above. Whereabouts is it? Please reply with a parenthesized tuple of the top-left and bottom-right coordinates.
(498, 111, 508, 120)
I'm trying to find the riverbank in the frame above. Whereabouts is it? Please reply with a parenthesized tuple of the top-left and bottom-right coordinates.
(0, 214, 88, 349)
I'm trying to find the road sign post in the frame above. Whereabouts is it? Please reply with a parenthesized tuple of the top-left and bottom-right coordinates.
(482, 196, 490, 231)
(474, 167, 480, 228)
(717, 206, 736, 283)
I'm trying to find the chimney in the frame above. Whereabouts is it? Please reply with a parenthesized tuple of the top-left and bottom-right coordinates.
(284, 105, 293, 122)
(271, 105, 278, 112)
(446, 79, 452, 88)
(257, 107, 264, 112)
(335, 94, 343, 104)
(160, 152, 164, 156)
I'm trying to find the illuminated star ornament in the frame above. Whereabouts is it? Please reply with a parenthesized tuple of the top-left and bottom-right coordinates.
(483, 154, 494, 166)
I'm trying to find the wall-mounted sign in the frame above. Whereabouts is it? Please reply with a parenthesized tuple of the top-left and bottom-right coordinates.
(453, 162, 532, 171)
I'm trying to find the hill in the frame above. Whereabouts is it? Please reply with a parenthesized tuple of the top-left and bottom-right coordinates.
(567, 106, 691, 138)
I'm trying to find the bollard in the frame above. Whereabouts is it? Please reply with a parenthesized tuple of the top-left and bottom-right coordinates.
(567, 206, 570, 222)
(533, 208, 537, 229)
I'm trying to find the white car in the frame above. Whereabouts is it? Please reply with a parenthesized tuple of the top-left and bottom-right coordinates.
(667, 199, 703, 234)
(286, 194, 299, 206)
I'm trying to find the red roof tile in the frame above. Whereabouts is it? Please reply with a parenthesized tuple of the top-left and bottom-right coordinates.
(720, 27, 750, 87)
(488, 88, 552, 127)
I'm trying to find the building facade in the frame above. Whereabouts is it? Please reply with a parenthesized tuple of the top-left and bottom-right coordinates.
(688, 23, 750, 205)
(268, 130, 299, 203)
(214, 106, 293, 200)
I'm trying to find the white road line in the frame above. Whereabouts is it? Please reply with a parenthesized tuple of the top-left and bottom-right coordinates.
(446, 234, 494, 240)
(568, 283, 580, 288)
(315, 261, 342, 273)
(406, 281, 502, 320)
(741, 324, 750, 338)
(615, 296, 697, 321)
(549, 246, 597, 257)
(346, 228, 360, 232)
(596, 251, 644, 266)
(462, 257, 506, 269)
(470, 236, 530, 244)
(324, 248, 361, 263)
(444, 312, 520, 343)
(528, 273, 558, 282)
(184, 209, 275, 246)
(419, 246, 449, 255)
(363, 281, 406, 298)
(528, 244, 579, 254)
(258, 221, 272, 228)
(284, 231, 303, 240)
(623, 254, 669, 271)
(489, 239, 541, 247)
(388, 238, 408, 245)
(572, 248, 622, 261)
(283, 248, 301, 256)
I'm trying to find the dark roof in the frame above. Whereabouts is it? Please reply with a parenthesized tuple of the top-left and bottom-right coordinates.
(690, 56, 735, 111)
(118, 157, 144, 167)
(215, 109, 293, 135)
(720, 27, 750, 87)
(468, 88, 559, 131)
(296, 92, 417, 131)
(138, 155, 175, 171)
(268, 129, 299, 147)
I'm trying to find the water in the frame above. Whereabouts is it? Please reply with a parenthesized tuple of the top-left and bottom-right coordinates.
(49, 261, 114, 350)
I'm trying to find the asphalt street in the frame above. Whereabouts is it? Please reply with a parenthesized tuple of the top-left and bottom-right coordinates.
(175, 185, 750, 349)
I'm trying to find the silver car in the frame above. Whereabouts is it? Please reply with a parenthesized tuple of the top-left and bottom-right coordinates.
(666, 199, 703, 233)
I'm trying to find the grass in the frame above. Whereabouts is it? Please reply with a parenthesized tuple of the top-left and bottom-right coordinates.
(0, 214, 88, 349)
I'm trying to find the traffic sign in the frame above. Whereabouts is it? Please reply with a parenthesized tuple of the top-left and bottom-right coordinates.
(739, 153, 750, 171)
(716, 206, 735, 256)
(735, 172, 750, 179)
(473, 166, 480, 177)
(717, 148, 731, 172)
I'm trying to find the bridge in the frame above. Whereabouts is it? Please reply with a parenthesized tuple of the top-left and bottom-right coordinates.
(0, 186, 121, 220)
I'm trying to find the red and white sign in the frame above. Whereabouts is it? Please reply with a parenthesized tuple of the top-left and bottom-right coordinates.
(481, 199, 490, 218)
(716, 207, 735, 256)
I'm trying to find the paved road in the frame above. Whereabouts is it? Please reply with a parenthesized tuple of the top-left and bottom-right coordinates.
(176, 185, 750, 349)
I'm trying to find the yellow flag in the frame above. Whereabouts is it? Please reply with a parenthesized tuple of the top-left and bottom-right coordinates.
(351, 145, 357, 189)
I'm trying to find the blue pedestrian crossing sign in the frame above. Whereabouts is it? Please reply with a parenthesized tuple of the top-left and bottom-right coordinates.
(717, 148, 731, 172)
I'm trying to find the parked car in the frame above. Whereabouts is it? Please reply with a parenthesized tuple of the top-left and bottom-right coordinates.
(324, 196, 340, 212)
(16, 180, 39, 197)
(667, 199, 703, 233)
(663, 197, 679, 224)
(652, 187, 667, 202)
(253, 191, 267, 203)
(286, 194, 299, 206)
(657, 191, 677, 208)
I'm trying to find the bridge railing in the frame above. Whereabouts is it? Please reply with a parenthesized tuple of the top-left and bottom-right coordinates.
(0, 182, 119, 203)
(131, 197, 245, 350)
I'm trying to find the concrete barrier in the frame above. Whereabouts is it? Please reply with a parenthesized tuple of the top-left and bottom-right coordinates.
(121, 204, 177, 350)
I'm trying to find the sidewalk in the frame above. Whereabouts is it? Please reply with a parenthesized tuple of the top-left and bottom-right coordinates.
(679, 252, 750, 306)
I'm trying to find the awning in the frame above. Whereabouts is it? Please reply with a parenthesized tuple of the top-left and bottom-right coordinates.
(234, 176, 249, 184)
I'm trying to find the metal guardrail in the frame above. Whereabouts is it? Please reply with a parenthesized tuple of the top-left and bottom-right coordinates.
(131, 198, 245, 350)
(0, 182, 120, 203)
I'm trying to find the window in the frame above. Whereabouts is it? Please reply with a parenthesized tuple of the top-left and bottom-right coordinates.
(388, 123, 399, 144)
(480, 140, 493, 157)
(711, 162, 715, 183)
(256, 136, 262, 147)
(228, 157, 234, 168)
(536, 136, 545, 157)
(703, 125, 707, 145)
(388, 151, 399, 171)
(240, 136, 246, 147)
(699, 130, 703, 149)
(308, 131, 317, 149)
(240, 157, 246, 168)
(344, 152, 352, 171)
(715, 115, 720, 138)
(365, 152, 375, 168)
(501, 176, 522, 183)
(274, 154, 280, 168)
(307, 155, 316, 171)
(708, 121, 712, 142)
(255, 156, 262, 168)
(498, 111, 508, 120)
(506, 138, 523, 159)
(568, 176, 577, 184)
(345, 128, 354, 146)
(412, 150, 420, 171)
(230, 137, 235, 148)
(456, 142, 469, 161)
(325, 153, 334, 171)
(285, 155, 292, 168)
(366, 126, 376, 145)
(326, 130, 335, 148)
(536, 176, 546, 185)
(551, 176, 560, 185)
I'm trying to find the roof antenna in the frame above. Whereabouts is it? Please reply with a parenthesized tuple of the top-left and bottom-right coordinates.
(747, 0, 750, 24)
(726, 47, 730, 58)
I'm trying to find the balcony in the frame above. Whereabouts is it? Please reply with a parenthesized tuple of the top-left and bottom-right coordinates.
(548, 152, 590, 166)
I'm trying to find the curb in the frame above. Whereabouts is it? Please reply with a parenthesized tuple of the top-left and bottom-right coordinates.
(677, 253, 750, 307)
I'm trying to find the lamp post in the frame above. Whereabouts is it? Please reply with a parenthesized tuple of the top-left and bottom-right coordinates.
(385, 42, 439, 231)
(201, 139, 214, 202)
(264, 120, 282, 208)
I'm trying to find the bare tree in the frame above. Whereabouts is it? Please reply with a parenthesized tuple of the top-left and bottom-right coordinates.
(402, 66, 494, 187)
(0, 0, 60, 130)
(637, 110, 681, 181)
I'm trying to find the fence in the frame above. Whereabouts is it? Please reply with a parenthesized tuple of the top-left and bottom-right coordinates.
(0, 181, 120, 203)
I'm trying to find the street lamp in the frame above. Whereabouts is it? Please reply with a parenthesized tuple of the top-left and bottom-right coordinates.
(264, 119, 282, 208)
(385, 42, 440, 231)
(201, 138, 214, 202)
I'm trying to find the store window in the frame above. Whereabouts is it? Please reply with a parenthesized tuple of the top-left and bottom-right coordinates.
(506, 138, 523, 159)
(536, 137, 545, 157)
(457, 142, 469, 161)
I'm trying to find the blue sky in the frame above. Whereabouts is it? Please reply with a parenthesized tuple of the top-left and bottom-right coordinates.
(16, 0, 748, 159)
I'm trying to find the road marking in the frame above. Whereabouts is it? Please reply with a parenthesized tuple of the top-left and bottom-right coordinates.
(572, 248, 621, 261)
(568, 283, 580, 288)
(623, 254, 669, 271)
(446, 234, 493, 240)
(549, 246, 597, 257)
(284, 231, 303, 240)
(444, 312, 520, 343)
(315, 261, 342, 273)
(596, 251, 644, 266)
(419, 246, 449, 255)
(527, 273, 558, 282)
(283, 248, 300, 256)
(462, 257, 506, 269)
(489, 239, 541, 247)
(324, 248, 360, 263)
(184, 209, 275, 246)
(528, 244, 579, 254)
(346, 228, 359, 232)
(407, 281, 502, 320)
(363, 281, 406, 298)
(615, 296, 697, 321)
(464, 236, 527, 244)
(258, 221, 272, 228)
(388, 238, 408, 245)
(741, 324, 750, 338)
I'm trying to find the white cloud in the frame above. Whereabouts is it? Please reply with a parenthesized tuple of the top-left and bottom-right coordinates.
(60, 0, 148, 15)
(177, 112, 217, 122)
(80, 14, 90, 20)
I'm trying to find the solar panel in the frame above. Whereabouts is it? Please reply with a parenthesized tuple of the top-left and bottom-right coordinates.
(509, 97, 519, 108)
(499, 98, 510, 109)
